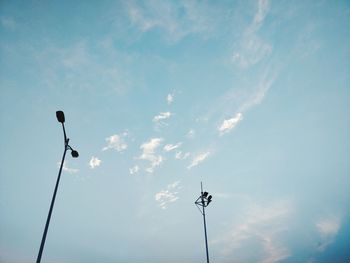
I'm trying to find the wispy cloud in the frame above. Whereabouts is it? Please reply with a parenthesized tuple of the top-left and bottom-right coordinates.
(155, 181, 181, 209)
(167, 93, 174, 105)
(129, 165, 140, 175)
(102, 132, 128, 152)
(153, 112, 172, 130)
(139, 138, 164, 173)
(186, 129, 195, 139)
(175, 151, 190, 160)
(187, 151, 210, 169)
(232, 0, 272, 68)
(201, 1, 277, 136)
(212, 199, 292, 263)
(125, 0, 217, 42)
(213, 65, 276, 136)
(89, 156, 101, 169)
(238, 70, 276, 113)
(153, 112, 172, 123)
(163, 142, 182, 152)
(316, 215, 341, 251)
(218, 112, 243, 135)
(58, 161, 79, 174)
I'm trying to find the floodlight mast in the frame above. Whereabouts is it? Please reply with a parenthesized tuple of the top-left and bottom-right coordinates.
(36, 111, 79, 263)
(195, 182, 212, 263)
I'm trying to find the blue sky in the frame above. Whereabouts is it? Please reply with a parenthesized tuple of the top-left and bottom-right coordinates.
(1, 0, 350, 262)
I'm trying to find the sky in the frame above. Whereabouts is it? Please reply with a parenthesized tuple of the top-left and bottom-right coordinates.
(0, 0, 350, 262)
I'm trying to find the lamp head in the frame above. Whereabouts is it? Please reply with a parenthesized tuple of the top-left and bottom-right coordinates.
(71, 150, 79, 158)
(203, 192, 208, 198)
(56, 111, 65, 123)
(207, 195, 212, 205)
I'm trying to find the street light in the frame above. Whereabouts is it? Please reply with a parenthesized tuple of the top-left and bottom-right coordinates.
(195, 182, 213, 263)
(36, 111, 79, 263)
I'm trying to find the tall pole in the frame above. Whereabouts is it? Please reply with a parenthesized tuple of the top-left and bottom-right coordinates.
(195, 182, 212, 263)
(201, 183, 210, 263)
(36, 112, 78, 263)
(36, 139, 68, 263)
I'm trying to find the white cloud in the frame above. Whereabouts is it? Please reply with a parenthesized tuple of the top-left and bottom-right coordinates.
(212, 199, 292, 263)
(238, 70, 276, 113)
(253, 0, 270, 28)
(167, 93, 174, 105)
(260, 237, 290, 263)
(232, 0, 272, 68)
(140, 138, 163, 155)
(175, 151, 190, 160)
(187, 151, 210, 169)
(201, 63, 276, 132)
(153, 112, 173, 130)
(164, 142, 182, 152)
(153, 112, 172, 122)
(89, 156, 101, 169)
(58, 161, 79, 174)
(129, 165, 140, 175)
(186, 129, 195, 138)
(316, 216, 341, 251)
(139, 138, 164, 173)
(125, 1, 217, 42)
(218, 112, 243, 135)
(102, 133, 128, 152)
(184, 153, 190, 159)
(155, 181, 181, 209)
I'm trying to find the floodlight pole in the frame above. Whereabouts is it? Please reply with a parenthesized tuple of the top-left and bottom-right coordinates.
(195, 182, 212, 263)
(36, 112, 78, 263)
(201, 183, 210, 263)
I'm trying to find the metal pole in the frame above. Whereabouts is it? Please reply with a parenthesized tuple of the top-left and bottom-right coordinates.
(36, 138, 68, 263)
(202, 204, 210, 263)
(201, 182, 210, 263)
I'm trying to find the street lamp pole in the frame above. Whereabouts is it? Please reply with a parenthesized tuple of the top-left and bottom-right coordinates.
(195, 182, 213, 263)
(36, 111, 79, 263)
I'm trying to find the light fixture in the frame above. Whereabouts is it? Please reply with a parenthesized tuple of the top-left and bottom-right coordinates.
(56, 111, 65, 123)
(207, 195, 212, 205)
(71, 150, 79, 158)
